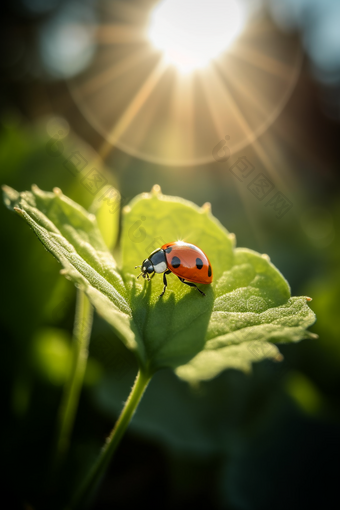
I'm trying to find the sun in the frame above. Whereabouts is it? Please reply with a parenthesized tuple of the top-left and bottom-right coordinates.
(148, 0, 246, 73)
(69, 0, 303, 165)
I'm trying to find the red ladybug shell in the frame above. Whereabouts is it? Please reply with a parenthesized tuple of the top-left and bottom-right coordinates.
(161, 242, 213, 284)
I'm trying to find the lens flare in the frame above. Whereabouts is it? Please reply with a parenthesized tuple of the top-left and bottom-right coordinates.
(68, 0, 302, 165)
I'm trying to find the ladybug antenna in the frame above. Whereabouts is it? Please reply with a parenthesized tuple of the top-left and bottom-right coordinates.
(135, 265, 141, 269)
(136, 272, 143, 279)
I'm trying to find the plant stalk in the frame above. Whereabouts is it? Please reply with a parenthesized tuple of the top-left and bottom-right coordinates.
(65, 369, 151, 510)
(54, 289, 93, 470)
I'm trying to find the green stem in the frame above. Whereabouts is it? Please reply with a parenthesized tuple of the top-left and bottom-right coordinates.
(54, 289, 93, 469)
(65, 369, 151, 510)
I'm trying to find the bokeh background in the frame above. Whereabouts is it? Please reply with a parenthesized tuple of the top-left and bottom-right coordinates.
(1, 0, 340, 509)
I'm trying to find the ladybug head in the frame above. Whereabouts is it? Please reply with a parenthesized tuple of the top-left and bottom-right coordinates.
(135, 258, 155, 281)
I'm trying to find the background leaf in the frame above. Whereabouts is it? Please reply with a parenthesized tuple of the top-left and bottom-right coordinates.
(89, 184, 120, 252)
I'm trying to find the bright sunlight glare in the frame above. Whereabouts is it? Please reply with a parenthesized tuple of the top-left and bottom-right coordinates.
(148, 0, 246, 73)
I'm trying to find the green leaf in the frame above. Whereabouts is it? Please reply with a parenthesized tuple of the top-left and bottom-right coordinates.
(2, 184, 146, 369)
(3, 184, 316, 381)
(121, 186, 235, 372)
(176, 249, 316, 383)
(121, 186, 235, 281)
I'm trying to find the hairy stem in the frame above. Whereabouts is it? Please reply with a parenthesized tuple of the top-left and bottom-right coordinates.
(65, 369, 151, 510)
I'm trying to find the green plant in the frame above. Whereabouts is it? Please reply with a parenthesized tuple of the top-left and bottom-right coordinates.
(2, 183, 316, 509)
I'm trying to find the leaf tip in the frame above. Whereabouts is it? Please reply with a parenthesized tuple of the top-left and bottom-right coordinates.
(201, 202, 211, 213)
(13, 206, 24, 216)
(261, 253, 271, 262)
(306, 296, 312, 302)
(274, 353, 284, 362)
(229, 232, 236, 245)
(53, 187, 62, 196)
(60, 268, 75, 283)
(122, 205, 131, 214)
(151, 184, 162, 196)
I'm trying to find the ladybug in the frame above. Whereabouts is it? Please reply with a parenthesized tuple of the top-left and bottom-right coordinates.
(135, 241, 213, 297)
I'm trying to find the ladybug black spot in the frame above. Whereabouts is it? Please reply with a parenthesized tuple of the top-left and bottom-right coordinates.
(208, 265, 212, 277)
(196, 258, 203, 270)
(165, 247, 172, 254)
(171, 256, 181, 268)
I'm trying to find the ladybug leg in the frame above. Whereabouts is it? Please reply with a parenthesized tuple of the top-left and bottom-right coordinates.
(177, 277, 205, 296)
(146, 272, 155, 282)
(159, 270, 171, 298)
